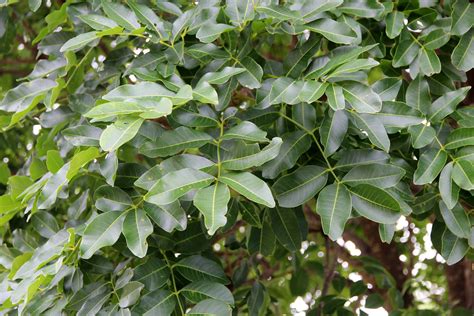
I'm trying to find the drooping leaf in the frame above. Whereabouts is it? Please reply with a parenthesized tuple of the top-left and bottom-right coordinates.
(220, 172, 275, 208)
(268, 207, 302, 252)
(99, 117, 144, 152)
(175, 255, 229, 284)
(193, 183, 231, 235)
(261, 131, 311, 179)
(122, 209, 153, 258)
(342, 163, 405, 188)
(439, 201, 470, 239)
(80, 211, 126, 259)
(140, 126, 213, 158)
(272, 165, 328, 208)
(413, 148, 448, 185)
(350, 184, 401, 224)
(439, 162, 460, 210)
(145, 168, 214, 206)
(316, 183, 352, 241)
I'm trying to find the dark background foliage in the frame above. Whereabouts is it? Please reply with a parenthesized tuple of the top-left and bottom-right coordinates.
(0, 0, 472, 315)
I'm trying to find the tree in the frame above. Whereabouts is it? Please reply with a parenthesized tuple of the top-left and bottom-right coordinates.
(0, 0, 472, 314)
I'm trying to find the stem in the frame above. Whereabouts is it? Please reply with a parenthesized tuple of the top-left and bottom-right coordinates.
(279, 113, 340, 182)
(65, 46, 95, 88)
(161, 251, 185, 315)
(216, 118, 225, 179)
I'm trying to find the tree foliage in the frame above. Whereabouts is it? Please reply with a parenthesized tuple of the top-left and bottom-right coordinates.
(0, 0, 473, 314)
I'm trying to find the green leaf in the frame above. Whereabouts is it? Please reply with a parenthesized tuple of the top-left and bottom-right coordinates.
(80, 211, 126, 259)
(350, 184, 401, 224)
(306, 19, 357, 44)
(60, 32, 99, 52)
(320, 110, 348, 156)
(188, 299, 232, 316)
(439, 162, 460, 210)
(133, 258, 170, 291)
(128, 1, 168, 40)
(385, 11, 404, 39)
(339, 0, 384, 18)
(451, 0, 474, 36)
(418, 48, 441, 76)
(200, 67, 246, 85)
(406, 76, 431, 114)
(196, 24, 234, 43)
(181, 281, 234, 305)
(413, 148, 448, 185)
(193, 183, 231, 235)
(316, 183, 352, 241)
(0, 163, 9, 185)
(225, 0, 255, 26)
(221, 137, 283, 170)
(145, 168, 214, 205)
(432, 221, 469, 265)
(247, 282, 270, 316)
(67, 147, 100, 180)
(100, 152, 118, 186)
(100, 116, 144, 152)
(342, 82, 382, 113)
(31, 211, 59, 238)
(272, 166, 328, 208)
(349, 112, 390, 152)
(175, 255, 229, 284)
(327, 59, 379, 79)
(79, 14, 118, 31)
(144, 201, 187, 233)
(0, 79, 57, 113)
(292, 103, 317, 132)
(86, 100, 172, 121)
(408, 124, 436, 149)
(256, 5, 301, 21)
(133, 289, 176, 315)
(372, 78, 402, 102)
(140, 126, 213, 158)
(268, 207, 302, 252)
(118, 281, 144, 308)
(236, 57, 264, 89)
(325, 84, 345, 111)
(335, 149, 389, 170)
(284, 36, 321, 78)
(445, 128, 474, 149)
(221, 121, 267, 143)
(452, 160, 474, 190)
(428, 87, 470, 122)
(379, 223, 395, 244)
(342, 163, 405, 188)
(439, 202, 470, 239)
(366, 294, 384, 308)
(123, 209, 153, 258)
(26, 58, 67, 80)
(101, 1, 140, 31)
(419, 29, 450, 50)
(451, 29, 474, 71)
(193, 81, 219, 105)
(220, 172, 275, 208)
(261, 131, 311, 179)
(28, 0, 41, 11)
(103, 82, 175, 102)
(95, 185, 132, 212)
(376, 101, 425, 128)
(46, 150, 64, 173)
(247, 213, 275, 256)
(392, 39, 419, 68)
(62, 125, 102, 147)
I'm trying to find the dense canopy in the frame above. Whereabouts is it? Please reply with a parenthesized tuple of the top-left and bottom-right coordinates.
(0, 0, 473, 315)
